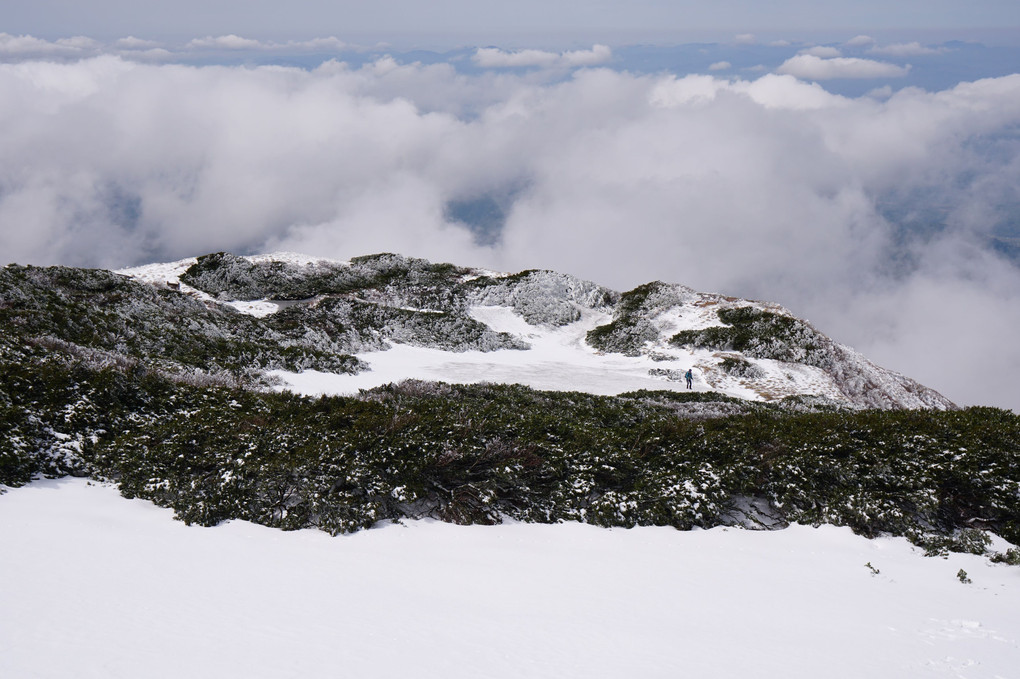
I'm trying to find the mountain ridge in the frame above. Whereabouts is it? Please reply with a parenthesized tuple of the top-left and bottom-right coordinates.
(1, 252, 1018, 560)
(114, 250, 954, 410)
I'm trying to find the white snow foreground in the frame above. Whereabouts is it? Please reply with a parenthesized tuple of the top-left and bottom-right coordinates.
(3, 478, 1018, 679)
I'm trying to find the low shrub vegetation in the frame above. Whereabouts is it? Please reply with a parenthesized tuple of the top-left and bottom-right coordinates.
(3, 259, 1017, 562)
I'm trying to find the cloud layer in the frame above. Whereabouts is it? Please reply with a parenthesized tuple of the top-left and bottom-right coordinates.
(777, 54, 911, 79)
(472, 45, 612, 69)
(0, 56, 1018, 411)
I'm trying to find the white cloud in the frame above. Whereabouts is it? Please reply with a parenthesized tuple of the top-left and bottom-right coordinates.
(866, 85, 894, 99)
(561, 44, 612, 67)
(473, 45, 611, 69)
(56, 36, 100, 50)
(844, 35, 876, 47)
(869, 42, 944, 56)
(288, 36, 347, 51)
(187, 35, 265, 50)
(0, 33, 99, 57)
(708, 61, 731, 72)
(0, 33, 350, 62)
(734, 34, 756, 44)
(119, 48, 175, 62)
(777, 54, 911, 80)
(473, 48, 561, 68)
(0, 33, 57, 54)
(0, 57, 1018, 411)
(115, 36, 162, 50)
(799, 46, 842, 58)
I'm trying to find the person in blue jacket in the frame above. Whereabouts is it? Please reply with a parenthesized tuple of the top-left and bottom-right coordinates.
(684, 368, 693, 389)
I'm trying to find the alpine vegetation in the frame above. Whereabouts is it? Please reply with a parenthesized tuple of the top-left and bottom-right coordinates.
(2, 252, 1017, 563)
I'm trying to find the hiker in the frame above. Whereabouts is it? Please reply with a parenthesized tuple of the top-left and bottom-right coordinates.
(685, 368, 693, 389)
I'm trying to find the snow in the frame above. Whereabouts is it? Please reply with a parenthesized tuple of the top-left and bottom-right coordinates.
(242, 251, 349, 268)
(115, 252, 346, 319)
(115, 255, 322, 318)
(113, 253, 943, 407)
(270, 306, 722, 397)
(3, 478, 1018, 679)
(115, 252, 348, 286)
(116, 256, 197, 286)
(269, 305, 840, 401)
(221, 299, 281, 318)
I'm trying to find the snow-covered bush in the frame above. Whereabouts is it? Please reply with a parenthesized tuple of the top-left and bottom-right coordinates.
(587, 281, 690, 355)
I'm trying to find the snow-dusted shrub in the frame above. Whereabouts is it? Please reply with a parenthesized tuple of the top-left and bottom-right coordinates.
(717, 355, 766, 379)
(468, 269, 616, 326)
(670, 306, 826, 366)
(180, 252, 272, 301)
(913, 529, 991, 557)
(648, 367, 685, 381)
(586, 281, 687, 355)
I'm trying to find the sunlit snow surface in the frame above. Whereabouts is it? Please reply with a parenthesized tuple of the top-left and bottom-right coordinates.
(270, 305, 841, 400)
(271, 306, 724, 397)
(2, 478, 1018, 679)
(115, 253, 895, 404)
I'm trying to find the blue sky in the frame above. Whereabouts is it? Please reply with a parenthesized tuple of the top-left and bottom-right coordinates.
(4, 1, 1020, 44)
(3, 1, 1019, 97)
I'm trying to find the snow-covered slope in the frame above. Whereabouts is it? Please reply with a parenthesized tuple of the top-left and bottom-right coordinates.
(3, 478, 1017, 679)
(4, 257, 1016, 679)
(118, 252, 953, 410)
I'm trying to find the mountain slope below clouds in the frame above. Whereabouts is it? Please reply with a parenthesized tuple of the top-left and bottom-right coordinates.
(118, 251, 954, 410)
(1, 252, 1017, 559)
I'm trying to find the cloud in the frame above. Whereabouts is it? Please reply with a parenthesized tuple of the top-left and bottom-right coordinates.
(561, 45, 612, 67)
(733, 34, 756, 45)
(119, 48, 175, 62)
(844, 35, 876, 47)
(868, 42, 944, 56)
(187, 35, 265, 50)
(114, 36, 162, 50)
(289, 37, 347, 51)
(708, 61, 731, 72)
(184, 35, 348, 53)
(473, 45, 611, 69)
(0, 33, 351, 63)
(0, 33, 99, 58)
(866, 85, 894, 99)
(799, 46, 842, 58)
(0, 56, 1018, 411)
(777, 54, 911, 79)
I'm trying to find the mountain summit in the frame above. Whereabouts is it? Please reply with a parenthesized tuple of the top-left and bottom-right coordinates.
(4, 251, 1018, 555)
(113, 251, 953, 410)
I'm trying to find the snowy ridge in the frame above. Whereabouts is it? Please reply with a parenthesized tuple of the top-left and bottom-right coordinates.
(116, 251, 955, 410)
(619, 283, 955, 409)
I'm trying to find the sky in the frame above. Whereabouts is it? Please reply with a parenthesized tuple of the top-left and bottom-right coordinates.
(3, 1, 1020, 43)
(1, 3, 1019, 411)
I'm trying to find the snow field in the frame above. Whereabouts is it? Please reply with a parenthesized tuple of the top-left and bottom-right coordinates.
(2, 478, 1018, 679)
(115, 254, 899, 406)
(269, 305, 840, 401)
